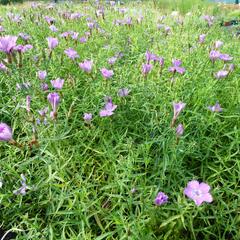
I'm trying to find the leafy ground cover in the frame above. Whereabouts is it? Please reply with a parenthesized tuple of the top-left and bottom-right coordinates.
(0, 1, 239, 239)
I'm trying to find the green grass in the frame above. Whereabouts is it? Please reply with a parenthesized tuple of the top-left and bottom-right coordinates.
(0, 1, 240, 239)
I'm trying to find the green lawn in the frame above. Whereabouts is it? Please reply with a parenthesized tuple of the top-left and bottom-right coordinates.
(0, 1, 239, 239)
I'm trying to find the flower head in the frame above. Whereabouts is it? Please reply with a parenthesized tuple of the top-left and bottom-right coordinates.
(41, 83, 49, 91)
(176, 123, 184, 136)
(79, 60, 93, 73)
(209, 50, 220, 62)
(169, 59, 185, 74)
(173, 102, 186, 120)
(51, 78, 64, 90)
(214, 40, 223, 49)
(64, 48, 79, 60)
(83, 113, 92, 123)
(219, 54, 233, 62)
(0, 123, 12, 141)
(108, 56, 118, 65)
(0, 35, 18, 54)
(199, 34, 206, 44)
(47, 92, 60, 112)
(184, 180, 213, 206)
(214, 70, 228, 79)
(13, 174, 30, 195)
(0, 62, 7, 72)
(99, 97, 117, 117)
(118, 88, 130, 97)
(49, 25, 58, 32)
(154, 192, 168, 206)
(142, 63, 153, 76)
(37, 70, 47, 81)
(208, 102, 223, 112)
(101, 68, 114, 79)
(47, 37, 58, 50)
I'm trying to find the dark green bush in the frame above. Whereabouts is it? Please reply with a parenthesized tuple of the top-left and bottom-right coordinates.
(0, 0, 23, 5)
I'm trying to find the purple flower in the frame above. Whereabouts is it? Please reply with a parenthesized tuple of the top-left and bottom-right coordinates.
(0, 35, 18, 54)
(173, 102, 186, 119)
(49, 25, 58, 32)
(38, 107, 48, 117)
(0, 62, 7, 72)
(110, 1, 116, 6)
(80, 37, 87, 43)
(26, 95, 31, 113)
(41, 83, 49, 91)
(219, 54, 233, 62)
(214, 40, 223, 49)
(154, 192, 168, 206)
(0, 123, 12, 141)
(83, 113, 93, 123)
(71, 32, 79, 40)
(51, 78, 64, 90)
(13, 174, 30, 196)
(142, 63, 153, 76)
(47, 92, 60, 112)
(47, 37, 58, 50)
(44, 16, 55, 25)
(18, 33, 30, 41)
(108, 56, 118, 65)
(79, 60, 93, 73)
(199, 34, 206, 44)
(14, 44, 33, 53)
(37, 70, 47, 81)
(208, 102, 223, 112)
(60, 32, 70, 38)
(171, 102, 186, 127)
(184, 180, 213, 206)
(169, 59, 185, 74)
(64, 48, 79, 60)
(101, 68, 114, 79)
(214, 70, 228, 79)
(87, 22, 95, 29)
(202, 15, 214, 27)
(118, 88, 130, 97)
(209, 50, 220, 62)
(99, 97, 117, 117)
(176, 123, 184, 136)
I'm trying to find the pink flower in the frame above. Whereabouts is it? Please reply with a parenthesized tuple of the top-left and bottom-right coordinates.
(101, 68, 114, 79)
(208, 102, 223, 112)
(154, 192, 168, 206)
(0, 35, 18, 54)
(176, 123, 184, 136)
(214, 40, 223, 49)
(64, 48, 79, 60)
(83, 113, 92, 123)
(0, 123, 13, 141)
(51, 78, 64, 90)
(169, 59, 185, 74)
(79, 60, 93, 73)
(47, 37, 58, 50)
(198, 34, 206, 44)
(99, 97, 117, 117)
(142, 63, 153, 76)
(214, 70, 228, 79)
(47, 92, 60, 112)
(0, 62, 7, 72)
(37, 70, 47, 80)
(209, 50, 220, 62)
(184, 180, 213, 206)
